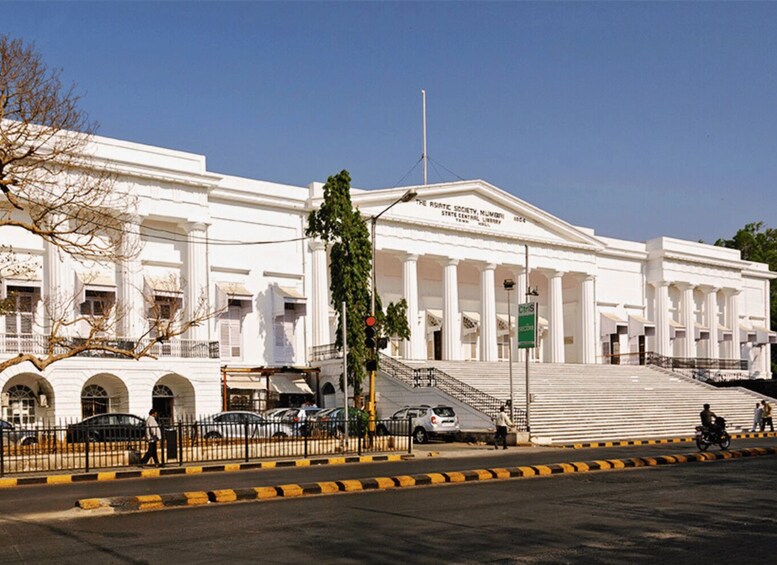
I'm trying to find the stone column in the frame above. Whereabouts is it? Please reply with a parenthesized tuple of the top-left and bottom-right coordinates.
(310, 239, 330, 347)
(43, 225, 74, 336)
(703, 286, 719, 359)
(116, 215, 144, 338)
(442, 259, 461, 361)
(184, 222, 208, 341)
(653, 281, 671, 356)
(580, 274, 596, 364)
(479, 263, 498, 361)
(725, 289, 741, 361)
(547, 270, 565, 363)
(678, 283, 696, 359)
(401, 253, 422, 360)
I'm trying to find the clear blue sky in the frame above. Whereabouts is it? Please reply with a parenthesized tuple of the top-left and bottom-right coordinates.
(7, 1, 777, 244)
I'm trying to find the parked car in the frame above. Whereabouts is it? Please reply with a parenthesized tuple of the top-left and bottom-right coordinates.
(66, 413, 146, 443)
(377, 405, 460, 444)
(194, 411, 293, 440)
(281, 406, 324, 435)
(312, 407, 369, 437)
(0, 418, 38, 446)
(262, 407, 292, 421)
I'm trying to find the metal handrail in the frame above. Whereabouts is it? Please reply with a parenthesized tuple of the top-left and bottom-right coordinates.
(379, 354, 527, 431)
(602, 351, 747, 371)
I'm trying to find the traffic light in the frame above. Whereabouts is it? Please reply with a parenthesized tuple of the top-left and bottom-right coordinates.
(365, 359, 378, 372)
(364, 315, 377, 349)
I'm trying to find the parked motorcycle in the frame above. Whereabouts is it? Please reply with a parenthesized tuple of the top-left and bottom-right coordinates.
(695, 416, 731, 451)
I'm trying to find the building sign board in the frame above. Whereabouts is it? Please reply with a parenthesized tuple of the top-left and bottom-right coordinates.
(517, 302, 537, 349)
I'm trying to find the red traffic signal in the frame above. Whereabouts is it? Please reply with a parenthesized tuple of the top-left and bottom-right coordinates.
(365, 316, 377, 349)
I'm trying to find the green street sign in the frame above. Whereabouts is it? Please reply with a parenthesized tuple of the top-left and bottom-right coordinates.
(517, 302, 537, 349)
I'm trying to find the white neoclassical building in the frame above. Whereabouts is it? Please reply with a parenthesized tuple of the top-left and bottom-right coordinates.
(1, 133, 774, 424)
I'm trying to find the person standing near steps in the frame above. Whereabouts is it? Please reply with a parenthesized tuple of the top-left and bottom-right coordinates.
(494, 406, 514, 450)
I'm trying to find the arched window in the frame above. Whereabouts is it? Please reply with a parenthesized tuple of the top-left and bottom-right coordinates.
(6, 385, 36, 425)
(153, 385, 174, 398)
(81, 384, 109, 418)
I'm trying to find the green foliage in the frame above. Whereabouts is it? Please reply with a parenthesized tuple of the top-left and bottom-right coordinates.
(306, 170, 410, 394)
(715, 222, 777, 376)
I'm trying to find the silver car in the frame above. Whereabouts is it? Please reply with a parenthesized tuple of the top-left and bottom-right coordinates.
(195, 411, 293, 440)
(377, 405, 460, 444)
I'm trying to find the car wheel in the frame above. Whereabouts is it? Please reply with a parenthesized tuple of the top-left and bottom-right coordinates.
(272, 431, 288, 439)
(413, 428, 428, 444)
(204, 431, 222, 440)
(20, 436, 38, 446)
(443, 435, 456, 443)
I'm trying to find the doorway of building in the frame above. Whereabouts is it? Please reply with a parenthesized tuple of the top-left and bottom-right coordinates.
(152, 384, 175, 423)
(609, 334, 620, 365)
(433, 330, 442, 360)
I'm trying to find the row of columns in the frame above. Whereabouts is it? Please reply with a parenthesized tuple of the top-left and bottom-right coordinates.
(308, 241, 586, 363)
(39, 217, 209, 341)
(651, 282, 740, 360)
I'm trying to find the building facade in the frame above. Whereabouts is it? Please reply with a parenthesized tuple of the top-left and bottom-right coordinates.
(1, 134, 774, 424)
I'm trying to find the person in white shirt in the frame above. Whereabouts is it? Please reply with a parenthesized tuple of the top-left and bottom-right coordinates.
(139, 408, 162, 467)
(494, 405, 514, 450)
(751, 402, 763, 432)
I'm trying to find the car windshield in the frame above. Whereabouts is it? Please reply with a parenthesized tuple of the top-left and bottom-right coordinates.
(432, 407, 455, 417)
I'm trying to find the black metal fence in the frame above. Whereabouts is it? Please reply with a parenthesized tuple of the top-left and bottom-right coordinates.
(0, 416, 411, 476)
(602, 351, 749, 371)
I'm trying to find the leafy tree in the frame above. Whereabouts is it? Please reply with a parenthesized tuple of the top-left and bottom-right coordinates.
(715, 221, 777, 376)
(0, 36, 217, 373)
(306, 170, 410, 396)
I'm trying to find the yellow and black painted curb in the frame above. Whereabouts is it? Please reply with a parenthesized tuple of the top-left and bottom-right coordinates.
(0, 453, 407, 490)
(566, 430, 777, 449)
(76, 446, 777, 513)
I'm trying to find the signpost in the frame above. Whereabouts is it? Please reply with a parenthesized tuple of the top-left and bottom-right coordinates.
(517, 303, 537, 349)
(517, 301, 537, 434)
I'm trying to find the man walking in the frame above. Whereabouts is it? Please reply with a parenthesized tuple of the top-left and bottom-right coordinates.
(751, 402, 763, 432)
(139, 408, 162, 468)
(760, 400, 774, 432)
(494, 406, 514, 450)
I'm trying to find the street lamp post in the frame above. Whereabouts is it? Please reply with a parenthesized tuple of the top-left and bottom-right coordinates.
(503, 279, 515, 422)
(369, 188, 418, 422)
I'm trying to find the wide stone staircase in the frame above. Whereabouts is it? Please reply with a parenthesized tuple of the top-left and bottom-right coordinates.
(401, 360, 768, 444)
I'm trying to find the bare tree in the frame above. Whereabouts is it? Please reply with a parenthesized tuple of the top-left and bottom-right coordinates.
(0, 36, 220, 374)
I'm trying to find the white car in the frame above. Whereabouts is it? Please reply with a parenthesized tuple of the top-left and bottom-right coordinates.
(194, 411, 293, 440)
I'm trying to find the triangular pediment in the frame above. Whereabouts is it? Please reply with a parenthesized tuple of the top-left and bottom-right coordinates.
(354, 180, 604, 249)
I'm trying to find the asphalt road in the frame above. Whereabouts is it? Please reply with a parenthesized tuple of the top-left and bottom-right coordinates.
(1, 439, 776, 564)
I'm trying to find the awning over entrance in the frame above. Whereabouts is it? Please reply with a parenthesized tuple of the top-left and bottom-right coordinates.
(426, 309, 443, 334)
(496, 314, 512, 337)
(668, 318, 686, 339)
(694, 323, 710, 341)
(75, 272, 116, 304)
(601, 312, 628, 336)
(216, 282, 253, 311)
(143, 276, 183, 299)
(226, 374, 267, 391)
(269, 374, 313, 395)
(628, 314, 655, 337)
(753, 325, 777, 345)
(272, 285, 306, 318)
(718, 324, 733, 342)
(462, 311, 480, 336)
(739, 324, 757, 344)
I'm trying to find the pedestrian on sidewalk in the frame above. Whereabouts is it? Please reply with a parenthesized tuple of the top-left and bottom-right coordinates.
(139, 408, 162, 468)
(751, 402, 763, 432)
(760, 400, 774, 432)
(494, 406, 514, 450)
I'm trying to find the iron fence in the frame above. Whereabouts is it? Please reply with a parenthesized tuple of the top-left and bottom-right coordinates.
(602, 351, 748, 371)
(0, 415, 411, 476)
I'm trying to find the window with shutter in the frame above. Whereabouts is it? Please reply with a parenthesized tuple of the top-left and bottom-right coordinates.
(219, 305, 242, 359)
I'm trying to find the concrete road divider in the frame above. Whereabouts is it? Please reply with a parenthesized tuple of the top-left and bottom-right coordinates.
(76, 446, 777, 513)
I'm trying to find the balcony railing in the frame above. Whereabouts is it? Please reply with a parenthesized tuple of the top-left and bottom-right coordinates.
(0, 334, 219, 359)
(308, 343, 341, 362)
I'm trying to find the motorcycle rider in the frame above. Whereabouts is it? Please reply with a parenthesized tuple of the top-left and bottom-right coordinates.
(700, 404, 721, 438)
